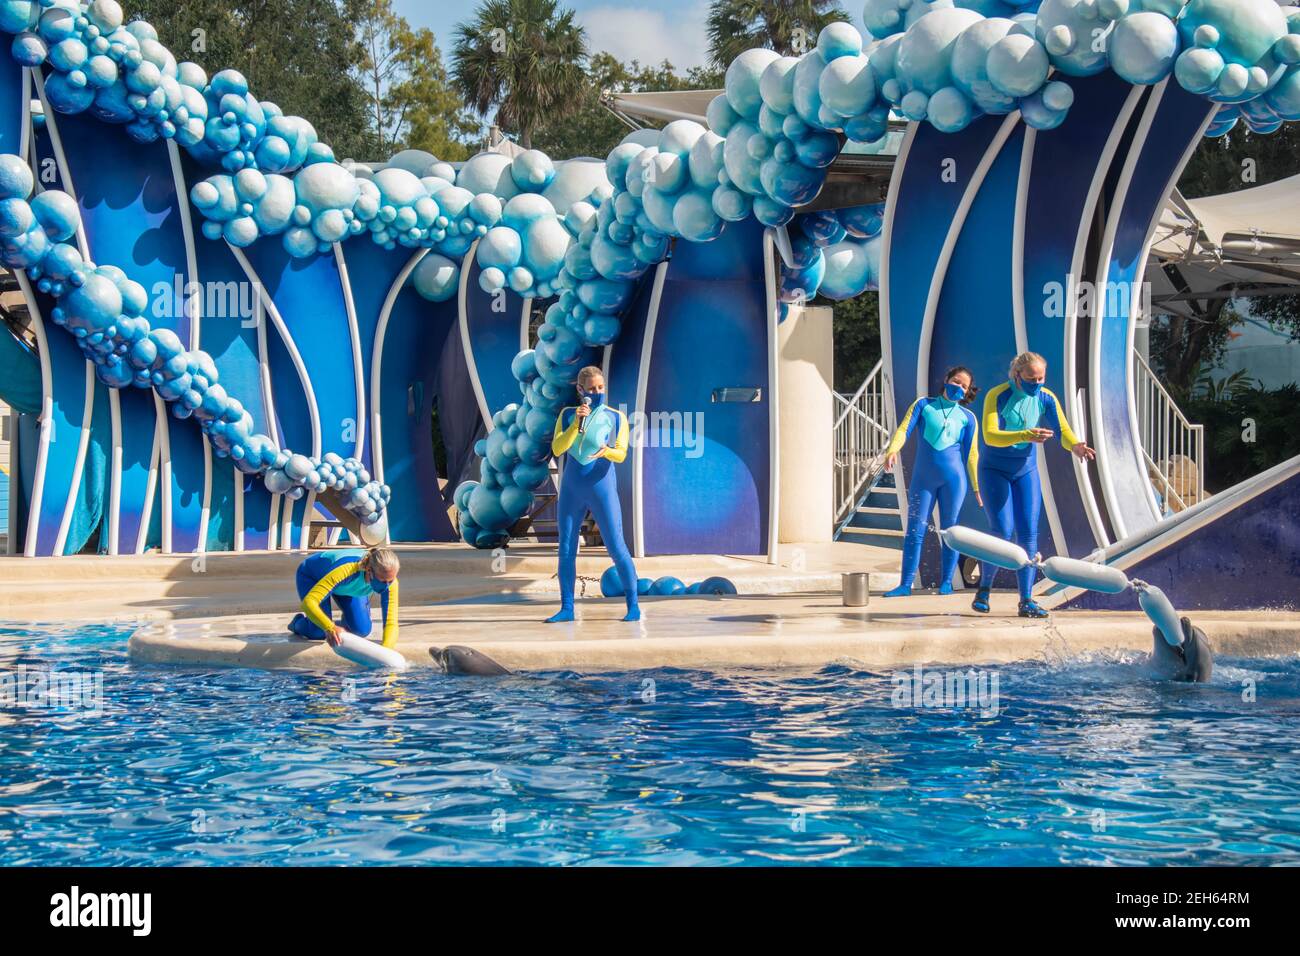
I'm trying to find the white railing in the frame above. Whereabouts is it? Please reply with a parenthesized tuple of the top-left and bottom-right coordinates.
(1133, 349, 1206, 515)
(834, 359, 894, 525)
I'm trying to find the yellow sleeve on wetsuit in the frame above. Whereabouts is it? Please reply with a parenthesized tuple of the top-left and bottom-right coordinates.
(552, 409, 580, 457)
(1042, 388, 1082, 451)
(381, 578, 399, 648)
(981, 382, 1038, 448)
(885, 399, 920, 457)
(601, 411, 630, 464)
(965, 414, 980, 492)
(301, 560, 362, 635)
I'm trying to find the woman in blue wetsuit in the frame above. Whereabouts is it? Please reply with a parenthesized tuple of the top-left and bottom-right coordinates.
(287, 547, 400, 647)
(882, 366, 981, 597)
(974, 351, 1095, 618)
(548, 366, 640, 623)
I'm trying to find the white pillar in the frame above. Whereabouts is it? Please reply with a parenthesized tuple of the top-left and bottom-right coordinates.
(777, 304, 834, 543)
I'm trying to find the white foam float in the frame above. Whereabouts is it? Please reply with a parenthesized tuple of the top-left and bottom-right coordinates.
(1136, 583, 1184, 648)
(939, 526, 1031, 570)
(332, 630, 408, 670)
(1039, 556, 1130, 594)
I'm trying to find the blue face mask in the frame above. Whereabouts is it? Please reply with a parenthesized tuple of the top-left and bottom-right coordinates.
(1019, 379, 1043, 397)
(581, 390, 606, 408)
(943, 382, 966, 402)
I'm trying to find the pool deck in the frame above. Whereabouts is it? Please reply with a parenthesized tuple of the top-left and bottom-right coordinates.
(1, 540, 899, 624)
(5, 541, 1297, 672)
(128, 592, 1300, 673)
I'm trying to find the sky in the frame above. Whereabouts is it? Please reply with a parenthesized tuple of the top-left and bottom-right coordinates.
(392, 0, 714, 71)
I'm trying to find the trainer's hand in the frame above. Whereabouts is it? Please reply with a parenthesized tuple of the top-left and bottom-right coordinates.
(1072, 441, 1096, 461)
(976, 490, 983, 508)
(326, 626, 342, 648)
(1027, 427, 1054, 443)
(885, 453, 897, 472)
(575, 404, 591, 420)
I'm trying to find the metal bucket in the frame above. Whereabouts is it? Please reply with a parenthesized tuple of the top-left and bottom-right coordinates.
(842, 572, 870, 607)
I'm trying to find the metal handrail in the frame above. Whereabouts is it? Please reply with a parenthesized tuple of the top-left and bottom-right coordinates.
(834, 359, 894, 526)
(1133, 349, 1207, 515)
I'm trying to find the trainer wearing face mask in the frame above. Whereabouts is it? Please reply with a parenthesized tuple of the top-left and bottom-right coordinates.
(882, 366, 981, 597)
(973, 351, 1095, 618)
(547, 366, 640, 623)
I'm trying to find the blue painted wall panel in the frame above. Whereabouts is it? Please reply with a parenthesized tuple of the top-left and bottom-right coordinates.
(642, 219, 770, 555)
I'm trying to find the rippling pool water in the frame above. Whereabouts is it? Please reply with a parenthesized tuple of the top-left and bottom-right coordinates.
(1, 622, 1298, 865)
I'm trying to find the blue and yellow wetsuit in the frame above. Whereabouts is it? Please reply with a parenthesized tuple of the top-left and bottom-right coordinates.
(884, 394, 979, 595)
(288, 549, 399, 646)
(978, 381, 1082, 601)
(549, 397, 640, 622)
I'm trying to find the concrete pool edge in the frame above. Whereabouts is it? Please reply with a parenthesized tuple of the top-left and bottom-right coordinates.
(127, 602, 1300, 674)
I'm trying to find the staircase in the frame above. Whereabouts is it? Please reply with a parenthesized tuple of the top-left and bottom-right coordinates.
(1133, 349, 1207, 514)
(832, 359, 902, 548)
(836, 470, 905, 548)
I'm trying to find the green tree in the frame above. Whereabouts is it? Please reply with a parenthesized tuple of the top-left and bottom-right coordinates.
(706, 0, 849, 68)
(824, 291, 880, 393)
(532, 53, 724, 160)
(129, 0, 379, 161)
(356, 0, 477, 160)
(451, 0, 588, 150)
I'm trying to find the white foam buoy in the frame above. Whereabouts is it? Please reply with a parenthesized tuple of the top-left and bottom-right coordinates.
(1039, 556, 1130, 594)
(940, 526, 1031, 570)
(1136, 583, 1183, 648)
(332, 630, 408, 670)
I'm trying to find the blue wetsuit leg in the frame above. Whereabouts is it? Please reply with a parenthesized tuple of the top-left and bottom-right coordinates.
(897, 483, 937, 590)
(292, 565, 332, 639)
(338, 595, 372, 636)
(584, 468, 639, 614)
(978, 462, 1017, 591)
(934, 475, 966, 590)
(554, 480, 584, 614)
(553, 464, 639, 617)
(1011, 466, 1042, 599)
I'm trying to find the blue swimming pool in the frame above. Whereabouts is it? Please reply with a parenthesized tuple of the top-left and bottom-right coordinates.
(1, 622, 1298, 865)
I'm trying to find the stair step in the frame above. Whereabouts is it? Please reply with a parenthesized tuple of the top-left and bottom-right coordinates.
(848, 508, 903, 531)
(839, 527, 905, 550)
(862, 490, 900, 510)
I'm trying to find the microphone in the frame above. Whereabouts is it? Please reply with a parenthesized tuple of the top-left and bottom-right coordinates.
(577, 395, 591, 434)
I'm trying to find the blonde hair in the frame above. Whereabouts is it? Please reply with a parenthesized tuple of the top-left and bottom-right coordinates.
(1009, 351, 1046, 380)
(362, 547, 400, 578)
(577, 366, 604, 388)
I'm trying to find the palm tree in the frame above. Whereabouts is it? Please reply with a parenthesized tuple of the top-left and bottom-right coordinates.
(451, 0, 588, 150)
(707, 0, 850, 69)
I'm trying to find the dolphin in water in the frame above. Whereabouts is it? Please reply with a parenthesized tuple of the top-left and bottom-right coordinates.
(1149, 617, 1213, 683)
(430, 645, 512, 676)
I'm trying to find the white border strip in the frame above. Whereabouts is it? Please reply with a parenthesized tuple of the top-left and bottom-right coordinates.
(333, 242, 366, 460)
(763, 229, 780, 565)
(14, 271, 54, 558)
(33, 72, 97, 557)
(878, 120, 919, 529)
(168, 140, 211, 553)
(1062, 84, 1147, 549)
(230, 245, 323, 550)
(1089, 81, 1167, 541)
(455, 242, 493, 430)
(631, 259, 669, 560)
